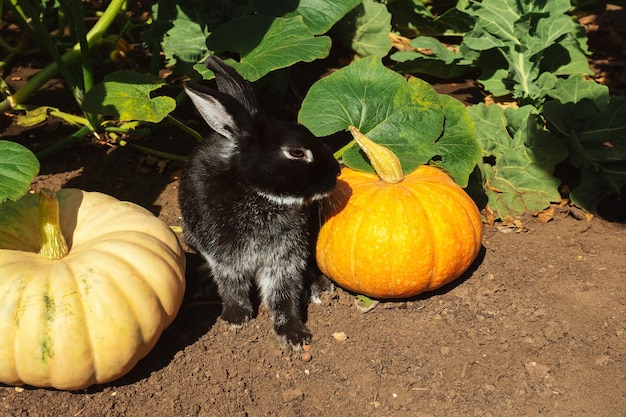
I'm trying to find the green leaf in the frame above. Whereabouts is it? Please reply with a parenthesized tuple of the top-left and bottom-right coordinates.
(390, 36, 474, 78)
(463, 23, 508, 51)
(82, 71, 176, 123)
(544, 96, 626, 164)
(575, 97, 626, 160)
(543, 95, 626, 211)
(333, 0, 392, 58)
(465, 103, 510, 157)
(540, 36, 594, 77)
(395, 36, 463, 64)
(548, 74, 609, 106)
(412, 37, 460, 64)
(252, 0, 360, 35)
(485, 150, 562, 218)
(203, 16, 331, 81)
(459, 0, 591, 104)
(434, 95, 481, 187)
(542, 0, 573, 14)
(150, 2, 210, 68)
(387, 1, 473, 37)
(469, 104, 566, 218)
(506, 48, 539, 100)
(569, 167, 608, 211)
(0, 141, 40, 203)
(355, 294, 373, 309)
(391, 54, 474, 79)
(528, 13, 573, 57)
(299, 56, 444, 174)
(464, 0, 520, 46)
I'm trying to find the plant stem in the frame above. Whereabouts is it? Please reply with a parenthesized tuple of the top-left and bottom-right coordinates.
(333, 140, 355, 160)
(35, 125, 93, 160)
(167, 114, 203, 142)
(17, 0, 80, 97)
(48, 109, 90, 126)
(131, 144, 187, 162)
(0, 49, 18, 72)
(70, 0, 99, 129)
(0, 0, 127, 112)
(348, 126, 404, 184)
(4, 0, 38, 43)
(38, 189, 69, 260)
(104, 121, 142, 133)
(0, 35, 15, 54)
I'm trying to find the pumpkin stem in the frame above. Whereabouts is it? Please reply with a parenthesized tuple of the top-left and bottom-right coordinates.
(39, 189, 69, 260)
(348, 126, 404, 184)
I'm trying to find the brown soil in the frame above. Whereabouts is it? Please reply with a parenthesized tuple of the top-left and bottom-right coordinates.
(2, 5, 626, 417)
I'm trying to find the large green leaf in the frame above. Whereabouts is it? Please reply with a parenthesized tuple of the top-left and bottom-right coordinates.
(386, 0, 473, 37)
(299, 56, 443, 174)
(401, 36, 463, 65)
(390, 36, 475, 79)
(544, 94, 626, 211)
(333, 0, 392, 58)
(0, 141, 40, 203)
(469, 104, 567, 218)
(461, 0, 590, 103)
(463, 23, 508, 51)
(485, 149, 563, 218)
(160, 8, 208, 67)
(435, 95, 481, 187)
(299, 56, 479, 185)
(544, 97, 626, 164)
(542, 44, 593, 79)
(548, 74, 609, 107)
(466, 102, 510, 157)
(464, 0, 520, 46)
(387, 0, 590, 106)
(252, 0, 360, 35)
(527, 13, 573, 57)
(202, 15, 331, 81)
(145, 0, 250, 72)
(82, 71, 176, 123)
(148, 1, 209, 69)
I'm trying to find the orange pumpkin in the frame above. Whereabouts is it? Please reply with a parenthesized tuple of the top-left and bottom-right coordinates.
(316, 127, 482, 299)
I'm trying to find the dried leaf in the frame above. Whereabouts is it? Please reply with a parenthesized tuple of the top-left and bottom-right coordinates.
(534, 205, 555, 223)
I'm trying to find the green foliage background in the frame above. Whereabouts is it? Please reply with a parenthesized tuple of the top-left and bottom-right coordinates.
(1, 0, 624, 219)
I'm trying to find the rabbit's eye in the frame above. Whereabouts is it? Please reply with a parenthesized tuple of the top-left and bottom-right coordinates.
(283, 147, 313, 162)
(289, 149, 306, 158)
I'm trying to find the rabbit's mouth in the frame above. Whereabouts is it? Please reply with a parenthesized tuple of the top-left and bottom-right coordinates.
(256, 189, 332, 206)
(256, 190, 307, 206)
(309, 189, 334, 202)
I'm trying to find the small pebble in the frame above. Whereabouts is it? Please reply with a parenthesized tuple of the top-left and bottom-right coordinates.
(333, 331, 348, 342)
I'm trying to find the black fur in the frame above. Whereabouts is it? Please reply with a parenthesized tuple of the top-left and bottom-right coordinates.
(179, 56, 339, 346)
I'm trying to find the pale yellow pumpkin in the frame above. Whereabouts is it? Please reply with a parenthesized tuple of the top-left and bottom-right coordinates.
(0, 189, 186, 390)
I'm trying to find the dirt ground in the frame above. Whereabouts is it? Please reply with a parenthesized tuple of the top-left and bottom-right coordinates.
(2, 5, 626, 417)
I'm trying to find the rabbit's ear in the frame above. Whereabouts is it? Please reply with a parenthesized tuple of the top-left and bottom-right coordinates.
(205, 55, 258, 117)
(184, 83, 254, 141)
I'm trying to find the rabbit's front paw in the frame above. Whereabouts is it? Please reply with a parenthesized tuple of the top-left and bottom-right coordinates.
(275, 320, 312, 347)
(221, 303, 254, 327)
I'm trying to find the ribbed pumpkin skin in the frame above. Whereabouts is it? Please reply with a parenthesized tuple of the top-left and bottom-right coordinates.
(0, 189, 186, 390)
(316, 165, 482, 299)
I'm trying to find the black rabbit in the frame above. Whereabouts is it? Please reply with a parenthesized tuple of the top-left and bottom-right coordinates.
(179, 56, 340, 347)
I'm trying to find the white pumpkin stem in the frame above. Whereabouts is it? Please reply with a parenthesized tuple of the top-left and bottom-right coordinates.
(348, 126, 405, 184)
(39, 189, 69, 260)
